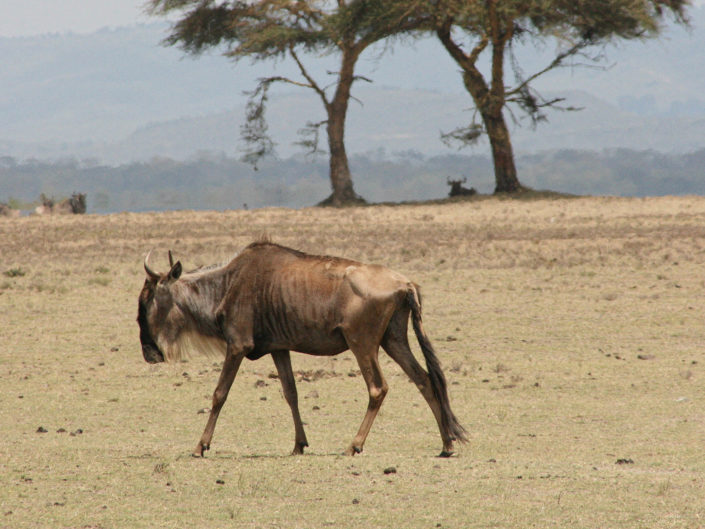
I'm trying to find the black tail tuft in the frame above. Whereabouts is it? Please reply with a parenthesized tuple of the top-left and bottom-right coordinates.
(407, 286, 468, 443)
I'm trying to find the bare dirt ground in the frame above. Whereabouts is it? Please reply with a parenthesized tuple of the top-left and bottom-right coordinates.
(1, 195, 704, 528)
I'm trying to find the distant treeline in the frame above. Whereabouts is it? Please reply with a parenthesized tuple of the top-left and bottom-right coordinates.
(1, 148, 704, 213)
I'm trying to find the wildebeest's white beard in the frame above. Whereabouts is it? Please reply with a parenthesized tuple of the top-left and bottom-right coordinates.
(157, 330, 227, 362)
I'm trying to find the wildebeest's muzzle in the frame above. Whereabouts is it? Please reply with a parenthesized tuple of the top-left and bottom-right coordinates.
(142, 343, 165, 363)
(137, 299, 165, 363)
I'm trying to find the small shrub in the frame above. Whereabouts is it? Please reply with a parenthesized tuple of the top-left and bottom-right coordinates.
(3, 267, 26, 278)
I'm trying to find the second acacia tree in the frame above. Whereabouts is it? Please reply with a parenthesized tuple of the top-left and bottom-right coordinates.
(149, 1, 414, 206)
(363, 0, 688, 194)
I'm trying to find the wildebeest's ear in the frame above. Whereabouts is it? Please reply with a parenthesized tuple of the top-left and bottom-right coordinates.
(168, 261, 182, 281)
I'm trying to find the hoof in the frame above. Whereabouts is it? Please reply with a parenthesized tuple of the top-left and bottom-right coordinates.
(291, 442, 308, 455)
(192, 443, 210, 458)
(344, 445, 362, 456)
(438, 450, 454, 458)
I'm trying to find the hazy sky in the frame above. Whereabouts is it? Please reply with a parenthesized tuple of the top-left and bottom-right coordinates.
(2, 0, 704, 37)
(0, 0, 153, 37)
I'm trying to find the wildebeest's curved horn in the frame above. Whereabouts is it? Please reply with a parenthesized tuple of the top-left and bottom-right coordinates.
(144, 250, 160, 280)
(168, 250, 174, 268)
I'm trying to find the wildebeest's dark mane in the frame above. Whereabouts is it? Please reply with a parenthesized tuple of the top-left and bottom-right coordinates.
(180, 241, 353, 280)
(245, 240, 305, 256)
(244, 240, 356, 264)
(186, 261, 228, 275)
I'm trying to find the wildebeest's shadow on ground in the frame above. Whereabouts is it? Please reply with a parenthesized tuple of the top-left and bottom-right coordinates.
(1, 196, 704, 528)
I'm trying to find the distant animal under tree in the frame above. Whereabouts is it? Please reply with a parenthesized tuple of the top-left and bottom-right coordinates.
(137, 241, 467, 457)
(447, 177, 477, 197)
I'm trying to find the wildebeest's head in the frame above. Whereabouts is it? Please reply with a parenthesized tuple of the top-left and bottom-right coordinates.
(137, 251, 183, 363)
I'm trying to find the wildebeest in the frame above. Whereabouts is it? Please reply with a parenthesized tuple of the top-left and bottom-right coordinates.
(447, 177, 477, 197)
(137, 240, 467, 457)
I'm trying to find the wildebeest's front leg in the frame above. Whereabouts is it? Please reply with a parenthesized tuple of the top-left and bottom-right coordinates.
(193, 346, 245, 457)
(271, 350, 309, 455)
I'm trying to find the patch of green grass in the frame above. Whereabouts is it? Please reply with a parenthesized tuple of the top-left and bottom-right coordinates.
(3, 267, 26, 278)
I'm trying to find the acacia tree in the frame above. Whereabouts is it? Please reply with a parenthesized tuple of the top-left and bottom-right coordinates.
(371, 0, 689, 193)
(148, 1, 415, 206)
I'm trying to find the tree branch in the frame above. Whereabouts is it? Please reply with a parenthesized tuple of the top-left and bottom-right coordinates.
(469, 34, 489, 64)
(487, 1, 513, 103)
(240, 78, 277, 169)
(289, 45, 330, 108)
(294, 119, 328, 157)
(436, 16, 491, 109)
(505, 39, 591, 98)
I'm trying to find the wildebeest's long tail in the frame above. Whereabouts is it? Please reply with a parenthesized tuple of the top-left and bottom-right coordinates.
(408, 285, 468, 443)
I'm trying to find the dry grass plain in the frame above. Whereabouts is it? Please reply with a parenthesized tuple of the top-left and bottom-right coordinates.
(1, 195, 704, 529)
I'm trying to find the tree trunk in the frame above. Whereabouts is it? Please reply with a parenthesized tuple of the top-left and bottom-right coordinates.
(482, 110, 523, 194)
(436, 13, 525, 195)
(317, 48, 365, 207)
(318, 104, 364, 206)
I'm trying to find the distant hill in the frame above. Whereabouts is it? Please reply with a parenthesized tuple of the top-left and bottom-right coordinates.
(4, 87, 705, 165)
(102, 88, 705, 164)
(1, 9, 705, 165)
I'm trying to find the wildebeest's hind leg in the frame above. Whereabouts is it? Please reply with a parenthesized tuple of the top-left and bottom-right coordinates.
(271, 350, 309, 455)
(381, 309, 457, 456)
(193, 349, 245, 457)
(343, 339, 389, 456)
